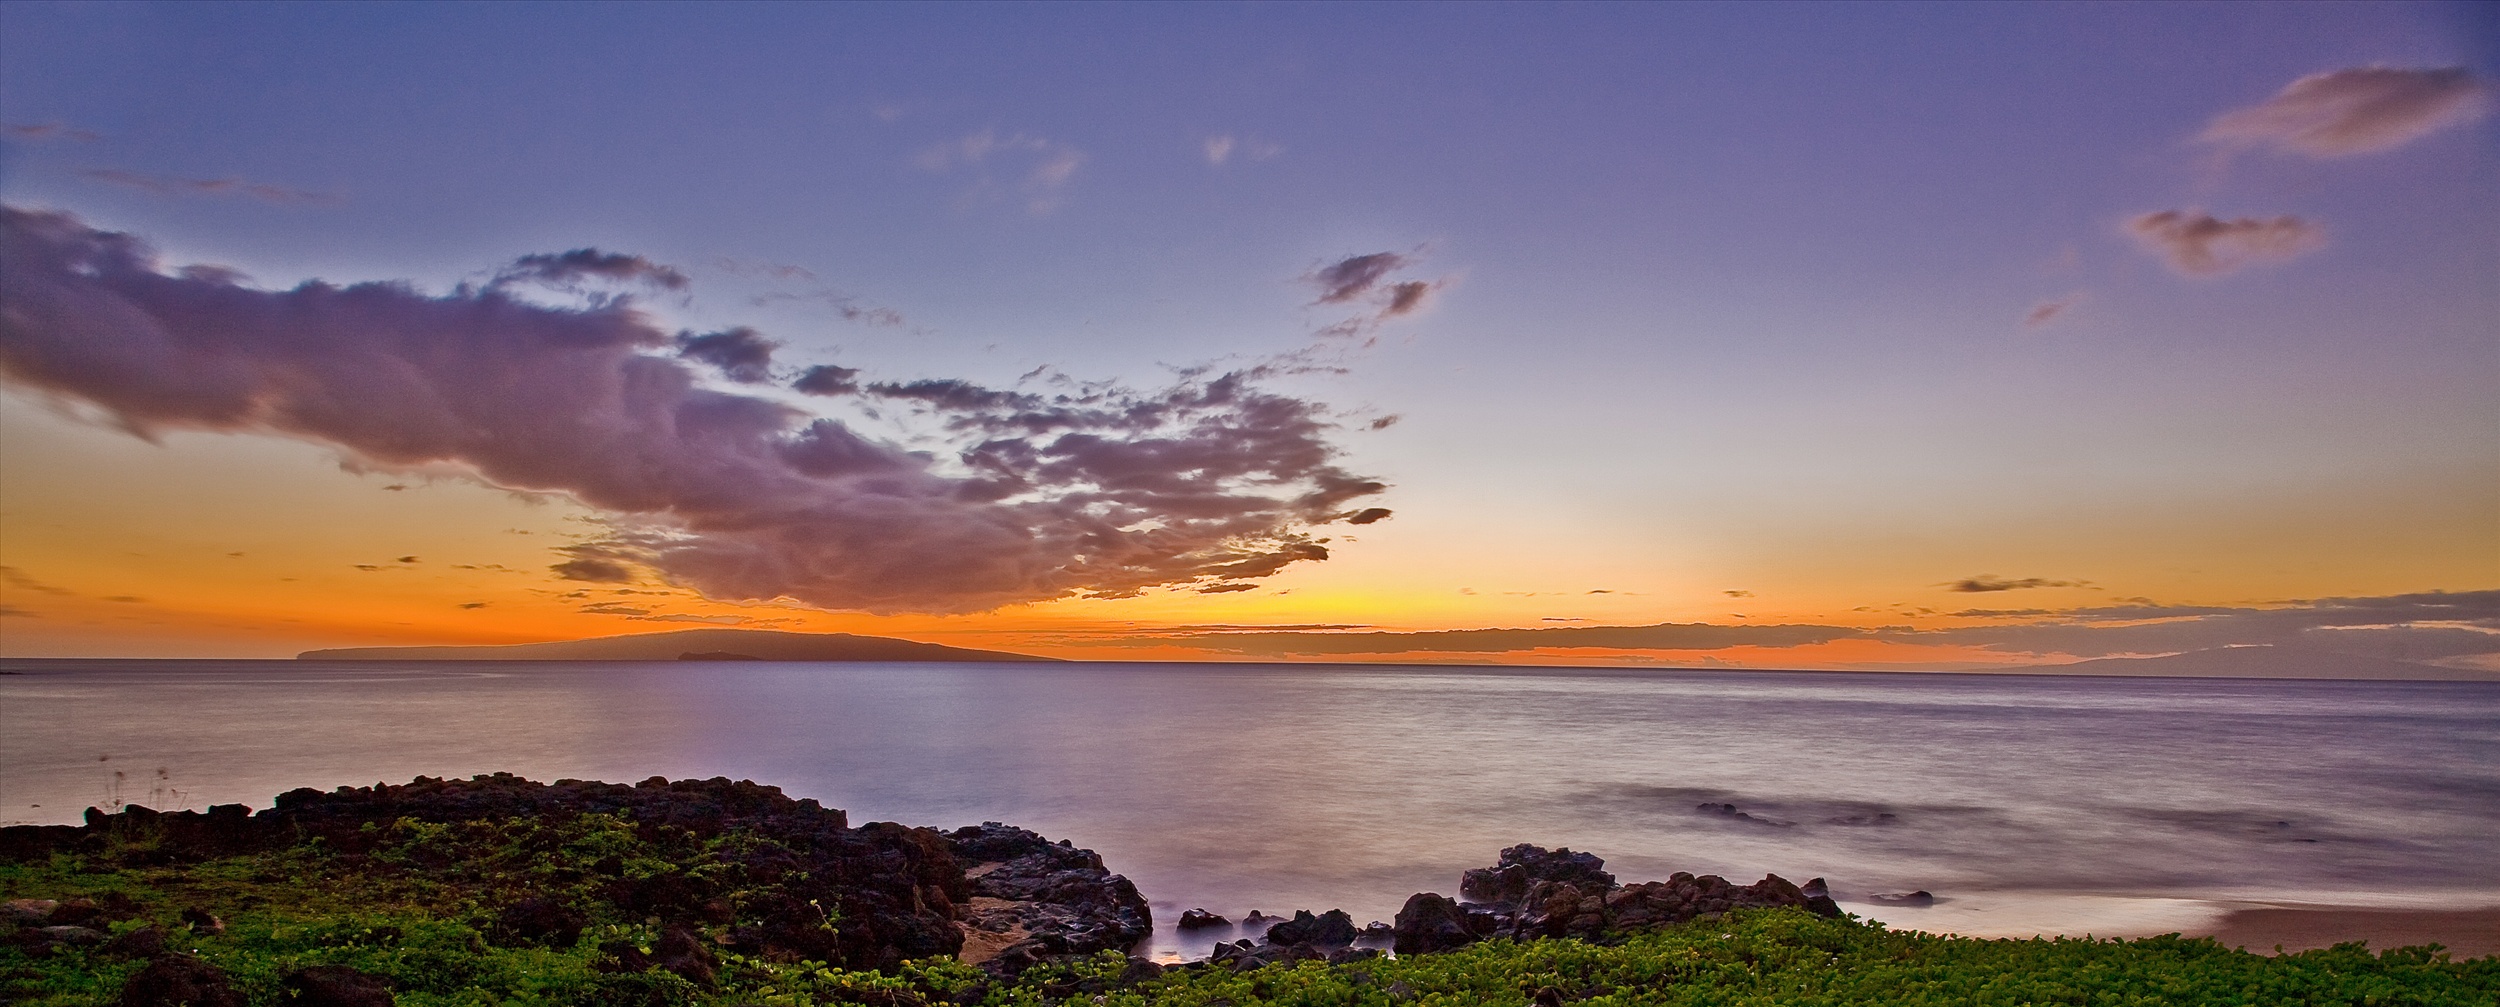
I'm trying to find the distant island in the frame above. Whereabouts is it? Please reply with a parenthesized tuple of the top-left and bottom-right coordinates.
(299, 628, 1051, 663)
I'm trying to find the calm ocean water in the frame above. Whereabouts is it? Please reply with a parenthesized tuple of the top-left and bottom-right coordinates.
(3, 660, 2495, 959)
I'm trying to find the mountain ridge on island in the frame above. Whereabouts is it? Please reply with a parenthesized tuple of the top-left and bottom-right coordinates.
(299, 628, 1052, 663)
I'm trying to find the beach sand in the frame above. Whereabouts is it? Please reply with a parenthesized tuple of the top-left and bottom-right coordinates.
(2193, 906, 2500, 959)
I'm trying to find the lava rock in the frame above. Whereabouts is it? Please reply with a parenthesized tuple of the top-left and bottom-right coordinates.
(1263, 909, 1358, 947)
(942, 822, 1151, 976)
(491, 896, 586, 949)
(1, 774, 973, 973)
(1799, 877, 1842, 918)
(119, 953, 246, 1007)
(1460, 844, 1615, 905)
(1869, 890, 1935, 906)
(178, 907, 224, 935)
(1175, 908, 1229, 929)
(1391, 892, 1478, 955)
(105, 925, 169, 958)
(283, 964, 396, 1007)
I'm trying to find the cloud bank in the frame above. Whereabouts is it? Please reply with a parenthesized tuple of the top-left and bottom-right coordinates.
(0, 205, 1386, 613)
(2125, 210, 2324, 276)
(1101, 590, 2499, 665)
(2202, 66, 2488, 158)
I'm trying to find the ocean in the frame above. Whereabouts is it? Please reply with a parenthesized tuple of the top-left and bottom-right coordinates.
(3, 659, 2494, 961)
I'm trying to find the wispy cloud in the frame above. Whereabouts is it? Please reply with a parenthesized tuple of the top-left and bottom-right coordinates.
(1115, 621, 1862, 657)
(2023, 294, 2081, 328)
(1203, 134, 1282, 166)
(1307, 252, 1446, 343)
(0, 566, 73, 596)
(2125, 210, 2324, 276)
(495, 249, 688, 292)
(1909, 590, 2500, 661)
(80, 168, 335, 204)
(1074, 589, 2500, 666)
(2202, 66, 2488, 158)
(917, 129, 1086, 215)
(0, 205, 1385, 614)
(4, 122, 101, 143)
(1947, 575, 2084, 593)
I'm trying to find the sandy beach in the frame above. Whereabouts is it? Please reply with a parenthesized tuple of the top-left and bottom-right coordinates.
(2193, 906, 2500, 959)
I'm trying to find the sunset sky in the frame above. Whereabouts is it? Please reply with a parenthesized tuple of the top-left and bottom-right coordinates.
(1, 2, 2493, 669)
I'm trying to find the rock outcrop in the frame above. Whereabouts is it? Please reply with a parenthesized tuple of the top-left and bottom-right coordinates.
(941, 822, 1151, 976)
(0, 775, 1140, 976)
(1395, 844, 1845, 952)
(1460, 844, 1616, 905)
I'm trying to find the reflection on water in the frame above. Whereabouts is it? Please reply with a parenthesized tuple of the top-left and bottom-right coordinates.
(3, 660, 2495, 957)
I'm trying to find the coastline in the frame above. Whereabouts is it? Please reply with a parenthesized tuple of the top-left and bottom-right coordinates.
(2192, 905, 2500, 958)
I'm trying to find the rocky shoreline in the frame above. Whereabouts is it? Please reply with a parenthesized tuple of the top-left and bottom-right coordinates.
(1, 774, 1841, 1004)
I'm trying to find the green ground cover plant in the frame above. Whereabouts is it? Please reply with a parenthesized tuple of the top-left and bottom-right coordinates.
(5, 812, 2492, 1006)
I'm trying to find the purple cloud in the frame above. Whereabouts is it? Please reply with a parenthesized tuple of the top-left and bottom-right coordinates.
(2023, 294, 2080, 328)
(2202, 66, 2488, 158)
(1311, 253, 1408, 304)
(1307, 252, 1446, 343)
(495, 249, 689, 292)
(2125, 210, 2324, 276)
(4, 122, 101, 143)
(0, 205, 1387, 613)
(675, 327, 778, 383)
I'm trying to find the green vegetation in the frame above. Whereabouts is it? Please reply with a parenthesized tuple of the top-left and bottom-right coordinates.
(6, 814, 2494, 1006)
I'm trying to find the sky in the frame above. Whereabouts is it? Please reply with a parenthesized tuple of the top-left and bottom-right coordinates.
(0, 2, 2493, 670)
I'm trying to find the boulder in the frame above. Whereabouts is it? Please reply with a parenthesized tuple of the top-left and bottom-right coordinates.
(283, 965, 395, 1007)
(491, 896, 586, 948)
(1799, 878, 1841, 918)
(105, 925, 169, 958)
(1175, 908, 1229, 929)
(119, 953, 246, 1007)
(1391, 892, 1478, 955)
(1263, 909, 1358, 947)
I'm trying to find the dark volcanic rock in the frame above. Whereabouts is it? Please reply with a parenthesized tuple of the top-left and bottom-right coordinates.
(1392, 892, 1479, 955)
(1800, 877, 1842, 917)
(120, 953, 245, 1007)
(1417, 847, 1847, 949)
(284, 965, 396, 1007)
(104, 925, 169, 958)
(598, 926, 717, 986)
(178, 907, 224, 935)
(941, 822, 1152, 976)
(491, 896, 586, 949)
(1263, 909, 1358, 947)
(1459, 844, 1615, 905)
(0, 774, 969, 973)
(1176, 908, 1229, 929)
(1869, 890, 1935, 906)
(1210, 937, 1328, 971)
